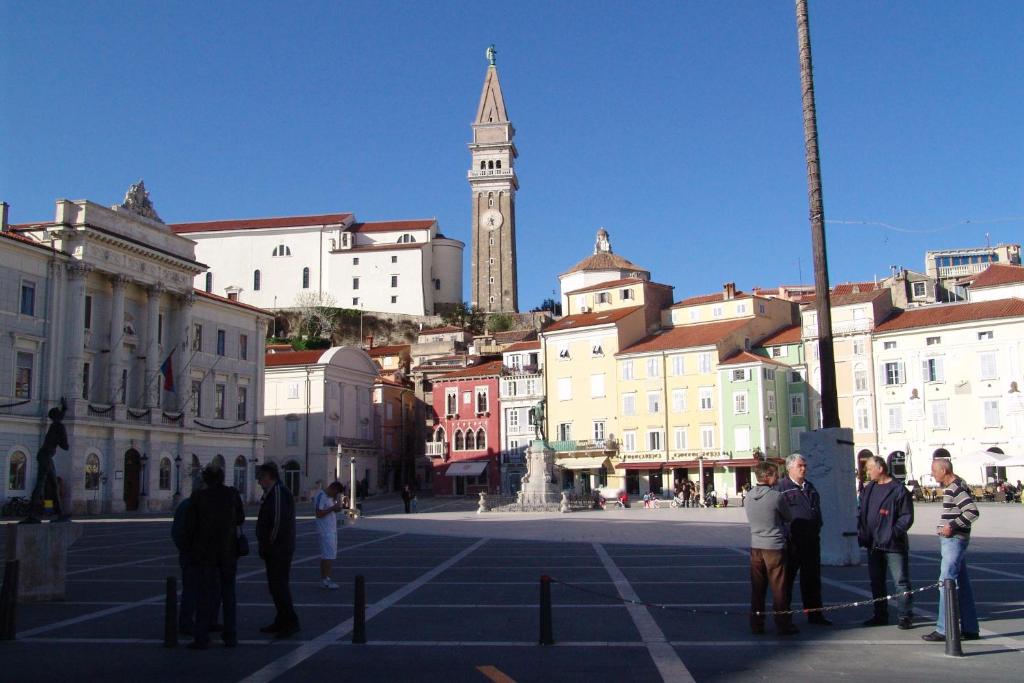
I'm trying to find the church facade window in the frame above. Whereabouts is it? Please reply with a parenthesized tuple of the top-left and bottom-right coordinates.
(302, 267, 310, 289)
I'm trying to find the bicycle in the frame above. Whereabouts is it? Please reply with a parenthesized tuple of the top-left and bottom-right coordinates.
(2, 496, 30, 517)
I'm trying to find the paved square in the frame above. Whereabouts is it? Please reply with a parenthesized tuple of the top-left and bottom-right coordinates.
(2, 498, 1022, 682)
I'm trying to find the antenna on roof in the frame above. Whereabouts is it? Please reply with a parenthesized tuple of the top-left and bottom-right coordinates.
(985, 232, 991, 248)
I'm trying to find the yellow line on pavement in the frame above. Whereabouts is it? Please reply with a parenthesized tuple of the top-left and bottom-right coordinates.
(476, 665, 517, 683)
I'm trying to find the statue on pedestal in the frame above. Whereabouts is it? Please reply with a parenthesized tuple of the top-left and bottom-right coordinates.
(529, 398, 546, 442)
(23, 397, 70, 523)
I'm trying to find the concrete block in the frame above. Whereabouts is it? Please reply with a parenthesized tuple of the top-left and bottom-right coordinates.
(5, 522, 84, 601)
(798, 427, 860, 566)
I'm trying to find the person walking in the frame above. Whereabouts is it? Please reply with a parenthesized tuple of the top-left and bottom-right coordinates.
(184, 464, 244, 649)
(314, 481, 344, 590)
(858, 456, 915, 629)
(745, 461, 798, 636)
(776, 454, 830, 626)
(172, 493, 201, 636)
(922, 458, 981, 642)
(401, 484, 413, 514)
(256, 462, 300, 639)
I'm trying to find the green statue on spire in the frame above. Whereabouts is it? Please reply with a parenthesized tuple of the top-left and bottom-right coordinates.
(486, 44, 497, 66)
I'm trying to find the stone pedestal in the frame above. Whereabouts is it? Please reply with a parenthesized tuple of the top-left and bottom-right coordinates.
(799, 427, 860, 566)
(5, 522, 83, 601)
(517, 440, 561, 511)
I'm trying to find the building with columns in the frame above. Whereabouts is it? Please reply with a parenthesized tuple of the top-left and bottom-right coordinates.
(1, 192, 272, 513)
(469, 50, 519, 313)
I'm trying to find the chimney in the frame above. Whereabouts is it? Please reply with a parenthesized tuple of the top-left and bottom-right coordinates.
(723, 282, 736, 300)
(1, 202, 8, 232)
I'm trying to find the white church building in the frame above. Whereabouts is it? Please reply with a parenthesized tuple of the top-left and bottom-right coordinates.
(171, 213, 464, 316)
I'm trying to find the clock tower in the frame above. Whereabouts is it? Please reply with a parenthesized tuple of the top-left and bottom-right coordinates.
(469, 46, 518, 313)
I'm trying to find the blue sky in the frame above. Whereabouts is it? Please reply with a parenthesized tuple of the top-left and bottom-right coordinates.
(3, 1, 1022, 309)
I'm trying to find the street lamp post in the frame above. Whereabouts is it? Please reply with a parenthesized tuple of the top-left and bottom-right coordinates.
(174, 454, 182, 497)
(349, 455, 358, 516)
(698, 456, 705, 506)
(141, 453, 149, 497)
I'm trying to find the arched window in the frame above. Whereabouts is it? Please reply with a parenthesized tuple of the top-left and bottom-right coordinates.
(283, 460, 301, 497)
(476, 428, 487, 451)
(85, 453, 100, 490)
(434, 427, 445, 442)
(397, 234, 417, 244)
(487, 160, 494, 170)
(496, 160, 502, 169)
(933, 448, 951, 459)
(454, 430, 464, 451)
(8, 450, 27, 490)
(479, 160, 486, 170)
(302, 267, 310, 289)
(465, 429, 476, 450)
(233, 455, 248, 496)
(213, 454, 225, 469)
(204, 272, 213, 293)
(272, 244, 291, 257)
(853, 363, 868, 392)
(159, 457, 171, 490)
(254, 269, 261, 291)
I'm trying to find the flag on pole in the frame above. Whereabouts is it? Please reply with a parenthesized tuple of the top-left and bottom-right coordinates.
(160, 351, 175, 392)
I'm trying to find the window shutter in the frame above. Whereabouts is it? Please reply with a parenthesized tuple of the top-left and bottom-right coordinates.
(922, 360, 930, 382)
(936, 358, 944, 382)
(898, 361, 906, 384)
(877, 363, 887, 387)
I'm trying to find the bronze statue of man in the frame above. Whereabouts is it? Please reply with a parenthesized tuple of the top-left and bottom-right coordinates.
(529, 398, 546, 442)
(25, 397, 69, 522)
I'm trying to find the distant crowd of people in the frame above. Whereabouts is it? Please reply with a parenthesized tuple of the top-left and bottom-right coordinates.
(744, 454, 980, 642)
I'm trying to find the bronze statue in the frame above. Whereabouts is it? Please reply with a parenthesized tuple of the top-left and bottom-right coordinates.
(24, 397, 69, 523)
(529, 398, 546, 442)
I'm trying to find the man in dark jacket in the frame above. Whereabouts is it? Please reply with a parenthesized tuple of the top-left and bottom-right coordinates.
(776, 453, 829, 625)
(256, 462, 299, 638)
(172, 494, 200, 635)
(184, 464, 244, 649)
(858, 455, 915, 629)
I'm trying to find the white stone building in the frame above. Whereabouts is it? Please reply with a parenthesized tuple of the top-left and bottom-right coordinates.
(263, 346, 380, 500)
(963, 263, 1024, 303)
(871, 298, 1024, 485)
(1, 195, 272, 513)
(171, 214, 464, 316)
(498, 340, 543, 493)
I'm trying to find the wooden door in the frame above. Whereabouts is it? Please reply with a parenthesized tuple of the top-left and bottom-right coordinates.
(124, 449, 141, 511)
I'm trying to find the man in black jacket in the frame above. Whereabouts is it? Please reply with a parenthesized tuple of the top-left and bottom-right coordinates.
(256, 462, 299, 638)
(184, 464, 244, 649)
(776, 454, 829, 625)
(858, 456, 915, 629)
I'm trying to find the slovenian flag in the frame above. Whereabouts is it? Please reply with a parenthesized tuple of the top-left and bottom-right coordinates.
(160, 352, 175, 392)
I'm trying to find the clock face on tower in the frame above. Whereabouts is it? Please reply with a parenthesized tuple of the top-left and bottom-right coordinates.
(480, 208, 504, 230)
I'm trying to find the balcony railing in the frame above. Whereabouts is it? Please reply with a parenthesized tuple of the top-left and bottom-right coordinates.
(467, 168, 514, 179)
(501, 446, 528, 464)
(549, 439, 616, 453)
(936, 263, 990, 279)
(425, 442, 448, 458)
(802, 318, 873, 338)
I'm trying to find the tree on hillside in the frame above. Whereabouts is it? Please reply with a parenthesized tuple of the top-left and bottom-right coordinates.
(487, 313, 515, 333)
(441, 302, 487, 335)
(293, 291, 340, 339)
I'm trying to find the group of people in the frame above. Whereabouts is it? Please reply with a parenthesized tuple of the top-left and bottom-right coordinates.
(171, 461, 308, 649)
(746, 453, 980, 642)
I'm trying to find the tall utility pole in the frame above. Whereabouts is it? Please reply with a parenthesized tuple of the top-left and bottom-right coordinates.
(795, 0, 840, 428)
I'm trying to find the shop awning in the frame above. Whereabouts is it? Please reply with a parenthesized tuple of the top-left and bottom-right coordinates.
(664, 458, 763, 469)
(446, 461, 488, 477)
(558, 456, 609, 470)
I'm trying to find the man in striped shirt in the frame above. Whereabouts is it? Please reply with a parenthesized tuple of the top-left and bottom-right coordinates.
(922, 458, 980, 642)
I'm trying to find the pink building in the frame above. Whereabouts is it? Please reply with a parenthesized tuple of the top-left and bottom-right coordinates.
(427, 360, 503, 495)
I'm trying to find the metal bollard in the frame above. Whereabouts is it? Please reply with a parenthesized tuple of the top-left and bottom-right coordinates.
(352, 574, 366, 644)
(539, 575, 553, 645)
(163, 576, 178, 648)
(943, 579, 963, 657)
(0, 560, 19, 640)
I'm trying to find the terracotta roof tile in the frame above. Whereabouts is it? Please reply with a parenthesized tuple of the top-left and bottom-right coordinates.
(673, 291, 751, 307)
(195, 289, 273, 316)
(874, 298, 1024, 333)
(542, 305, 644, 333)
(832, 281, 881, 296)
(0, 229, 64, 254)
(434, 359, 505, 381)
(720, 350, 790, 367)
(366, 344, 410, 357)
(265, 350, 326, 366)
(418, 325, 465, 336)
(170, 213, 353, 234)
(560, 251, 648, 277)
(493, 329, 537, 343)
(758, 325, 802, 346)
(347, 219, 435, 233)
(618, 319, 749, 355)
(503, 340, 541, 352)
(967, 264, 1024, 290)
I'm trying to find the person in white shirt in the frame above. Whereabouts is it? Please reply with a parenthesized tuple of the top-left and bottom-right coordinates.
(314, 482, 344, 589)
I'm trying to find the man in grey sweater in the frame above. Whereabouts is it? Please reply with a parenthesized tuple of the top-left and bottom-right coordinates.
(746, 461, 798, 635)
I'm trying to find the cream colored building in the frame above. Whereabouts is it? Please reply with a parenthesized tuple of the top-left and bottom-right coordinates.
(559, 228, 651, 315)
(871, 299, 1024, 485)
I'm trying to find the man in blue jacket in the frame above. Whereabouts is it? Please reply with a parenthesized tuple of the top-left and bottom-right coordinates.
(858, 455, 915, 629)
(777, 454, 830, 625)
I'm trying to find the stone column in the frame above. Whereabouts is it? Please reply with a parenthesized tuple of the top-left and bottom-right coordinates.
(800, 427, 860, 566)
(175, 292, 195, 412)
(145, 284, 164, 407)
(107, 274, 129, 404)
(64, 263, 91, 402)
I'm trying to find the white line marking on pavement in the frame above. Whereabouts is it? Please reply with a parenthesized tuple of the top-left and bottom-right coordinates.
(238, 537, 489, 683)
(910, 552, 1024, 580)
(593, 543, 695, 683)
(66, 552, 182, 576)
(18, 532, 404, 638)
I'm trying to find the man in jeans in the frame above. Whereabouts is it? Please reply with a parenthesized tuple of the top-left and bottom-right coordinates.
(858, 456, 915, 629)
(922, 458, 981, 642)
(745, 461, 798, 636)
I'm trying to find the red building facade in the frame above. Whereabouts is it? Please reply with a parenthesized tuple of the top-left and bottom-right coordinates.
(427, 360, 502, 495)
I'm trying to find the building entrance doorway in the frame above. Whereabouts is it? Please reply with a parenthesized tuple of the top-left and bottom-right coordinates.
(123, 449, 141, 511)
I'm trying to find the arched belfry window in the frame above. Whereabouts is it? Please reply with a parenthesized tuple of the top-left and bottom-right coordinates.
(480, 161, 486, 170)
(488, 160, 494, 170)
(496, 160, 501, 169)
(302, 267, 310, 289)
